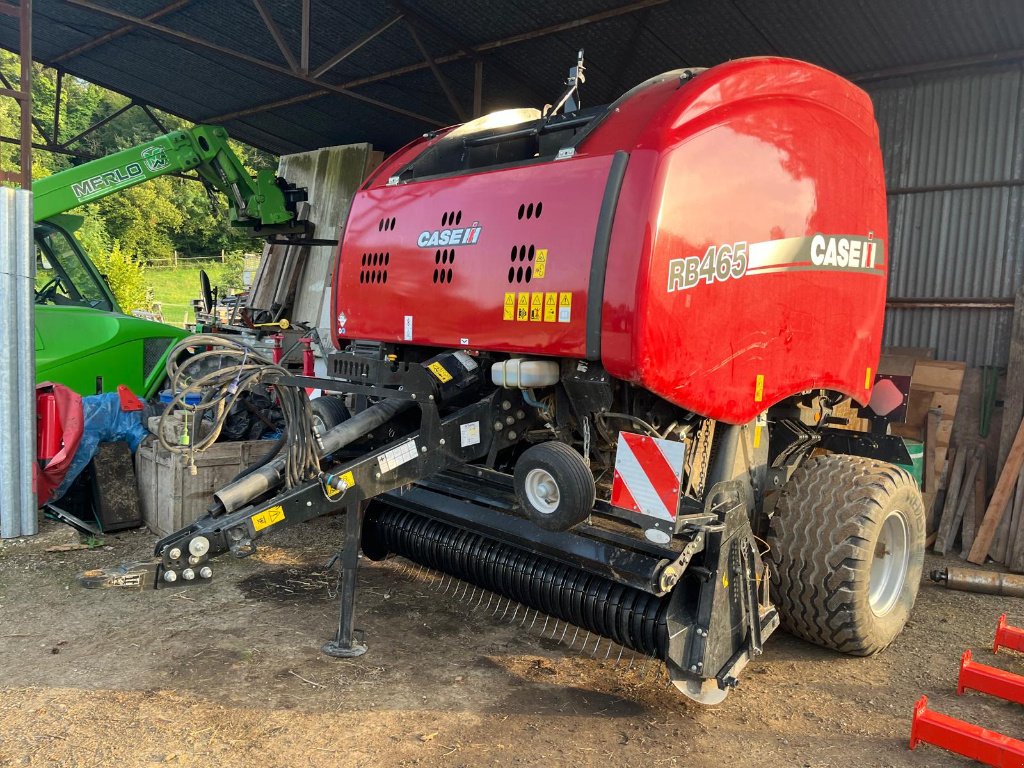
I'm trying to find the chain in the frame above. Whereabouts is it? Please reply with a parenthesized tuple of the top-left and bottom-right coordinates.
(694, 417, 713, 499)
(581, 416, 592, 468)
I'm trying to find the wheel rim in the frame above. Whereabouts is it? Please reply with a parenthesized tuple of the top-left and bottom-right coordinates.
(524, 468, 560, 515)
(869, 508, 910, 617)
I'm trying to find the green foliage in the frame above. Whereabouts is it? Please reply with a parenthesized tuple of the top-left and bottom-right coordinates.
(89, 241, 153, 314)
(0, 50, 277, 294)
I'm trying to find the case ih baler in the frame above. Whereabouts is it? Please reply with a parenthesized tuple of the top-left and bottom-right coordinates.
(84, 56, 925, 703)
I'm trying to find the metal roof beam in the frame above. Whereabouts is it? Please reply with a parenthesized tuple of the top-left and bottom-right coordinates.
(341, 0, 669, 90)
(53, 0, 191, 64)
(299, 0, 310, 74)
(205, 0, 664, 125)
(406, 20, 467, 122)
(63, 0, 446, 127)
(312, 12, 403, 79)
(252, 0, 299, 73)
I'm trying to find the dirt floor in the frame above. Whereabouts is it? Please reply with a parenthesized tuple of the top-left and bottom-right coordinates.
(1, 515, 1021, 768)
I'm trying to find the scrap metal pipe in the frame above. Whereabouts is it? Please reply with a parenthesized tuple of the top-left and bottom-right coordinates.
(214, 397, 413, 513)
(0, 188, 35, 538)
(930, 567, 1024, 598)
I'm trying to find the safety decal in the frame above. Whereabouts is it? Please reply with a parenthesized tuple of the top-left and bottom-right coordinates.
(404, 315, 413, 341)
(251, 505, 286, 532)
(667, 234, 885, 293)
(558, 292, 572, 323)
(516, 292, 529, 322)
(460, 421, 481, 448)
(610, 432, 686, 522)
(530, 292, 543, 321)
(544, 292, 557, 322)
(503, 292, 515, 321)
(428, 361, 453, 383)
(534, 249, 548, 279)
(378, 439, 418, 474)
(865, 367, 873, 389)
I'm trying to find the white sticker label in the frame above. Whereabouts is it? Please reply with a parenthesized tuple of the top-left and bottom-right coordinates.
(404, 316, 413, 340)
(460, 421, 481, 448)
(558, 306, 571, 323)
(378, 439, 418, 474)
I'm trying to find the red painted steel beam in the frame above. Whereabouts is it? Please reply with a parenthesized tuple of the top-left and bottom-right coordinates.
(959, 650, 1024, 705)
(994, 614, 1024, 655)
(909, 696, 1024, 767)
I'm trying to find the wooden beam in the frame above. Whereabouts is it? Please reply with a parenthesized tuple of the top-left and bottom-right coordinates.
(998, 283, 1024, 477)
(969, 415, 1024, 563)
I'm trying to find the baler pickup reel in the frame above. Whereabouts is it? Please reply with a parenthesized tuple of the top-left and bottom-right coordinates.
(80, 344, 777, 702)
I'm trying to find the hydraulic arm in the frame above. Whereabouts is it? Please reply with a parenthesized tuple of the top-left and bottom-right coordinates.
(32, 125, 305, 233)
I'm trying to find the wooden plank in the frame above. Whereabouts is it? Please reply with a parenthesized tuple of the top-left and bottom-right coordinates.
(961, 445, 986, 558)
(968, 414, 1024, 563)
(934, 446, 967, 554)
(1002, 469, 1024, 567)
(924, 406, 941, 531)
(997, 282, 1024, 479)
(1008, 471, 1024, 572)
(943, 447, 982, 557)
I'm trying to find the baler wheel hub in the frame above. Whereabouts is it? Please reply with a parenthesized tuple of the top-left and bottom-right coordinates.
(524, 468, 560, 514)
(869, 508, 910, 617)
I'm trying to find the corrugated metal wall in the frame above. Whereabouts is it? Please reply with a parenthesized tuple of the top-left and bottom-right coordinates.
(866, 63, 1024, 366)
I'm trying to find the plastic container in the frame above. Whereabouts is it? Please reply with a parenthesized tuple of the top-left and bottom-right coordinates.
(491, 359, 560, 389)
(900, 438, 924, 489)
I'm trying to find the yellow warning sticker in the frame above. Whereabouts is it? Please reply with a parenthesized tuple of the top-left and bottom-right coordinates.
(428, 361, 453, 383)
(530, 292, 543, 321)
(754, 374, 765, 403)
(544, 292, 557, 322)
(534, 248, 548, 279)
(865, 366, 873, 389)
(251, 505, 285, 532)
(325, 471, 355, 498)
(753, 424, 762, 449)
(722, 573, 729, 588)
(558, 292, 572, 323)
(503, 292, 515, 321)
(517, 292, 530, 322)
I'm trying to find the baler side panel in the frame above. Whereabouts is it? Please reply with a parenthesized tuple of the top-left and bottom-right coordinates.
(335, 157, 614, 355)
(602, 60, 888, 424)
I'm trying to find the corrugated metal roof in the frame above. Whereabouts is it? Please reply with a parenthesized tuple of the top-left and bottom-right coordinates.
(5, 0, 1024, 154)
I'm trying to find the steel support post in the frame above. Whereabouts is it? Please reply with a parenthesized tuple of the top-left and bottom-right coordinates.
(909, 696, 1024, 766)
(958, 650, 1024, 704)
(994, 613, 1024, 654)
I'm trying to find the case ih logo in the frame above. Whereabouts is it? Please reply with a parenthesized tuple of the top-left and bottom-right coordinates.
(667, 234, 884, 292)
(417, 222, 483, 248)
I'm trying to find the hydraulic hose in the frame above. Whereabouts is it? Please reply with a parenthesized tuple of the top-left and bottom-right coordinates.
(214, 397, 413, 513)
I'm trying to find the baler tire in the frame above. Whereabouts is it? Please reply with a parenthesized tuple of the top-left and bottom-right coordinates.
(514, 442, 596, 532)
(311, 396, 351, 433)
(767, 454, 925, 656)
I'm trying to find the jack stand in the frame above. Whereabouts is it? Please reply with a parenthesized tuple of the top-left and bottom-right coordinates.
(994, 613, 1024, 655)
(959, 650, 1024, 704)
(909, 695, 1024, 766)
(322, 503, 367, 658)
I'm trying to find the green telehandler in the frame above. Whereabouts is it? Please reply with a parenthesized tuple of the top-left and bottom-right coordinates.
(31, 125, 304, 398)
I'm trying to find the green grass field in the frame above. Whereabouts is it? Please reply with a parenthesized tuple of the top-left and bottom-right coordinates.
(146, 260, 244, 327)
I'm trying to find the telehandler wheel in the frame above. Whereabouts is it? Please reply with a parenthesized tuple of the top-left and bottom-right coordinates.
(767, 454, 925, 656)
(514, 441, 596, 532)
(311, 396, 351, 434)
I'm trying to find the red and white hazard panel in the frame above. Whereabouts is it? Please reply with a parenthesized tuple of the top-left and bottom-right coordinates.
(610, 432, 686, 521)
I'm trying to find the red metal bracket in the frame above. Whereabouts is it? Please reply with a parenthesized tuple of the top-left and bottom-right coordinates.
(909, 696, 1024, 767)
(994, 614, 1024, 655)
(959, 650, 1024, 705)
